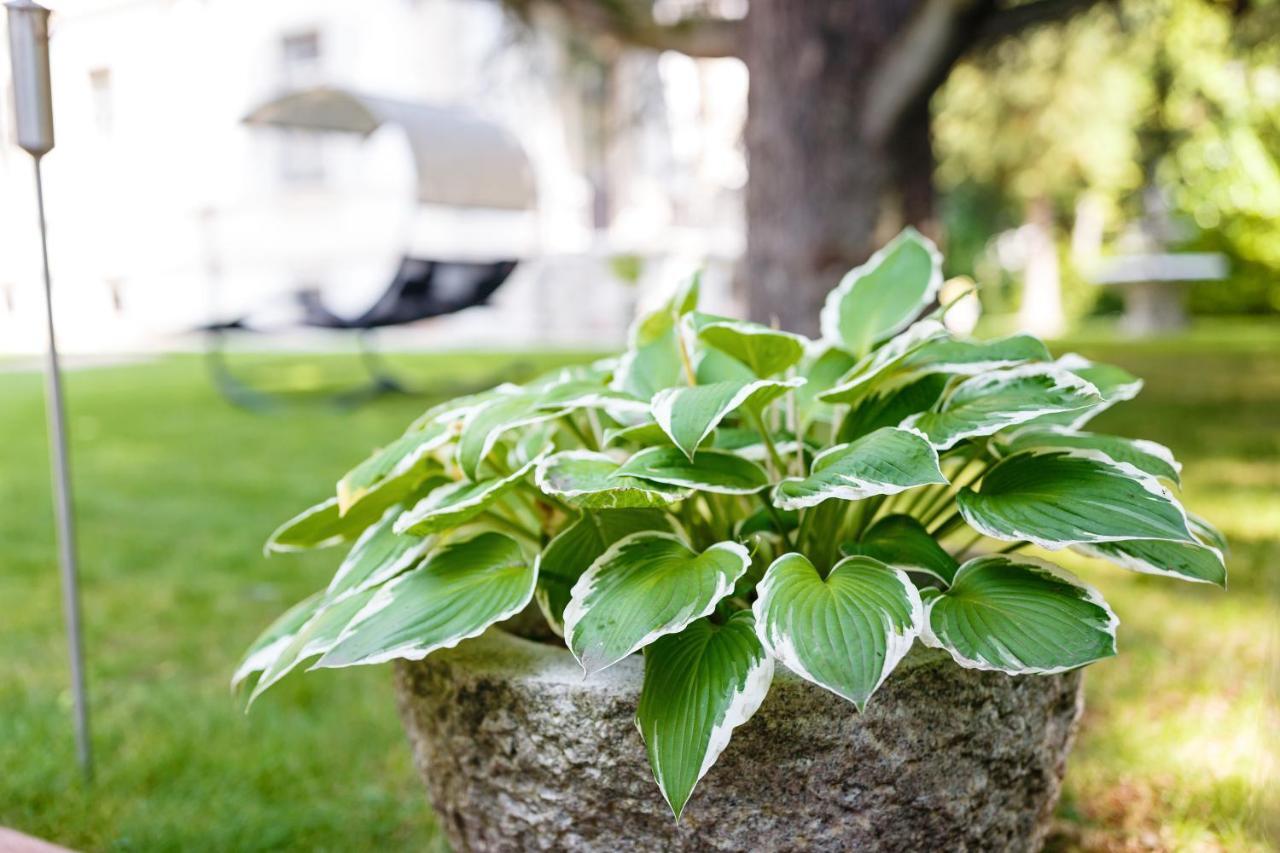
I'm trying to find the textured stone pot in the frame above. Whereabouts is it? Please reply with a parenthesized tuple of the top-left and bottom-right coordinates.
(394, 629, 1083, 852)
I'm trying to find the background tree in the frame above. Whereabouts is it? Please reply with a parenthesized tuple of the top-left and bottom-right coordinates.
(503, 0, 1113, 335)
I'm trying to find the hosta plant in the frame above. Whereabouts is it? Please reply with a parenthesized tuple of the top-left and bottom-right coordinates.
(237, 228, 1225, 820)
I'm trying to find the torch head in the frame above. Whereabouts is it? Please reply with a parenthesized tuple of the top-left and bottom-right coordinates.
(6, 0, 54, 157)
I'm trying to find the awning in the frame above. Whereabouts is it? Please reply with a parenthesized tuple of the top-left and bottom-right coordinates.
(242, 86, 537, 211)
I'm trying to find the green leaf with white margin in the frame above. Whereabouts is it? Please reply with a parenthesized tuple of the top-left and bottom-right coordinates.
(613, 446, 770, 495)
(794, 344, 858, 428)
(536, 450, 689, 508)
(772, 427, 946, 511)
(395, 452, 545, 536)
(1026, 354, 1143, 429)
(564, 533, 750, 675)
(317, 532, 535, 668)
(637, 612, 774, 819)
(336, 422, 452, 514)
(836, 373, 948, 444)
(957, 449, 1195, 549)
(753, 553, 922, 710)
(895, 332, 1051, 379)
(1189, 512, 1228, 553)
(325, 505, 432, 600)
(695, 317, 807, 377)
(248, 587, 379, 703)
(652, 378, 805, 460)
(844, 514, 958, 586)
(233, 591, 325, 689)
(819, 320, 948, 405)
(994, 425, 1181, 485)
(457, 391, 566, 481)
(920, 554, 1118, 674)
(820, 227, 943, 358)
(602, 420, 673, 449)
(1073, 537, 1226, 586)
(903, 364, 1102, 451)
(534, 379, 650, 417)
(535, 509, 680, 636)
(265, 494, 402, 554)
(611, 274, 700, 399)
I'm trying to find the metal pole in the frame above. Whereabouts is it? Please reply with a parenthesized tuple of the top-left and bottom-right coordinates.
(32, 157, 93, 780)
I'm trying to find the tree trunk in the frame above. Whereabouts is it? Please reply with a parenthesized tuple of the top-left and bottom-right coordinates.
(742, 1, 959, 336)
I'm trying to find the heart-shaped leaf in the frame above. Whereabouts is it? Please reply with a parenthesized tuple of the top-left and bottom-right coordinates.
(536, 450, 689, 508)
(820, 227, 943, 358)
(535, 509, 679, 635)
(920, 555, 1117, 674)
(614, 446, 770, 495)
(317, 532, 535, 668)
(994, 425, 1181, 484)
(564, 533, 749, 675)
(903, 364, 1101, 451)
(395, 453, 544, 536)
(637, 613, 774, 819)
(772, 427, 946, 511)
(652, 378, 804, 460)
(753, 553, 922, 710)
(957, 449, 1195, 549)
(845, 514, 958, 586)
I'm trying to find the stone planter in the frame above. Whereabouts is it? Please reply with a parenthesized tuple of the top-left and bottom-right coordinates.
(394, 629, 1083, 852)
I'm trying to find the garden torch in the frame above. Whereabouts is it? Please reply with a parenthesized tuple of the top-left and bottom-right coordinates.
(6, 0, 93, 779)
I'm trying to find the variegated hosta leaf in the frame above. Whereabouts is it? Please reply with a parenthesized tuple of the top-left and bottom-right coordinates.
(326, 505, 432, 600)
(694, 317, 807, 378)
(845, 514, 958, 585)
(336, 422, 452, 515)
(602, 421, 673, 449)
(1189, 513, 1228, 553)
(772, 427, 946, 511)
(613, 447, 770, 495)
(457, 392, 565, 481)
(536, 450, 689, 508)
(535, 509, 680, 636)
(248, 588, 379, 703)
(233, 591, 325, 689)
(265, 495, 394, 554)
(652, 378, 805, 460)
(395, 453, 544, 535)
(1073, 537, 1226, 586)
(407, 383, 520, 432)
(920, 555, 1118, 674)
(820, 227, 943, 358)
(1027, 354, 1143, 429)
(957, 449, 1195, 549)
(794, 344, 858, 428)
(837, 374, 948, 444)
(821, 326, 1049, 407)
(564, 533, 750, 675)
(317, 532, 535, 668)
(753, 553, 922, 710)
(994, 425, 1181, 485)
(534, 380, 649, 417)
(611, 274, 700, 399)
(903, 365, 1102, 451)
(637, 613, 774, 819)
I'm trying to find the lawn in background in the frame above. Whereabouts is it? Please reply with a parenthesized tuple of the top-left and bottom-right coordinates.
(0, 336, 1276, 851)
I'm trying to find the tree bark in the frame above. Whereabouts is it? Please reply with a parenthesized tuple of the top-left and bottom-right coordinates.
(741, 0, 997, 335)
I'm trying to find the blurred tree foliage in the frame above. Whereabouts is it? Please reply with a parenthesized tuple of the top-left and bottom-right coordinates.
(934, 0, 1280, 315)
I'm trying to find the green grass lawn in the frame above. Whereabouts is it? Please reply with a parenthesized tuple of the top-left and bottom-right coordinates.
(1, 339, 1276, 851)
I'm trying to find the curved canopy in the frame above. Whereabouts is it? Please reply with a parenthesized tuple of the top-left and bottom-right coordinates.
(243, 87, 536, 211)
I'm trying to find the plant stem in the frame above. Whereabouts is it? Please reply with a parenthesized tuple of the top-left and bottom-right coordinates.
(481, 510, 541, 546)
(747, 408, 788, 476)
(996, 540, 1030, 554)
(931, 510, 966, 539)
(757, 494, 795, 551)
(561, 414, 598, 451)
(675, 315, 698, 387)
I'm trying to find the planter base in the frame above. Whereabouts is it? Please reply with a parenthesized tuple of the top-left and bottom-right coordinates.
(395, 630, 1082, 852)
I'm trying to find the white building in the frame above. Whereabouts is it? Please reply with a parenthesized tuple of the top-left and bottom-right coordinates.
(0, 0, 747, 355)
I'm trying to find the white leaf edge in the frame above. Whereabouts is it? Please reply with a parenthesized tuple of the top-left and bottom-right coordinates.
(919, 554, 1119, 675)
(771, 426, 946, 511)
(394, 450, 547, 535)
(819, 227, 944, 354)
(534, 449, 689, 505)
(651, 377, 805, 460)
(614, 447, 770, 496)
(752, 553, 924, 710)
(563, 532, 750, 676)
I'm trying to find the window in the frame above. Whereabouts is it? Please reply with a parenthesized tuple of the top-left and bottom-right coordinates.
(89, 67, 113, 135)
(280, 30, 322, 88)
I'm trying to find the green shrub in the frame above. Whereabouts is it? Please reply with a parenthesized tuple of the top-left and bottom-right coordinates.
(238, 228, 1224, 820)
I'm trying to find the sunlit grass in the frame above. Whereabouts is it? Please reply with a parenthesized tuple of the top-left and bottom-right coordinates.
(1, 334, 1276, 850)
